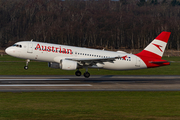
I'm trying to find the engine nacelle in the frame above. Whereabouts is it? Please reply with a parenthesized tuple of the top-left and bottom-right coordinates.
(48, 59, 77, 70)
(60, 59, 77, 70)
(48, 62, 60, 69)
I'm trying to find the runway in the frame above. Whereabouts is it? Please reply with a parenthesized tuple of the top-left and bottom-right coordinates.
(1, 75, 180, 91)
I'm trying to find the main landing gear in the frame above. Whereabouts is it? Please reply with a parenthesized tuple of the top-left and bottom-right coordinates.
(75, 70, 81, 76)
(24, 59, 30, 70)
(83, 72, 90, 78)
(75, 68, 90, 78)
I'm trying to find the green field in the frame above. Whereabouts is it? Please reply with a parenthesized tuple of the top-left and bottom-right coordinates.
(1, 55, 180, 120)
(0, 55, 179, 75)
(1, 91, 180, 120)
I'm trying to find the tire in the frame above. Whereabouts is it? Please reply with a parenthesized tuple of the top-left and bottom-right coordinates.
(75, 71, 81, 76)
(84, 72, 90, 78)
(24, 66, 28, 70)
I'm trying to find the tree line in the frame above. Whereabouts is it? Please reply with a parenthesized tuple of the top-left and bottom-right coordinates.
(0, 0, 180, 50)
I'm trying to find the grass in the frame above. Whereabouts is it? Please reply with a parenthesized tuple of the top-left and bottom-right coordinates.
(0, 55, 179, 75)
(0, 91, 180, 120)
(0, 55, 180, 120)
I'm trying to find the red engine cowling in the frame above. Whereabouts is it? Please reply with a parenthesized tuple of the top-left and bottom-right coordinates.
(48, 60, 77, 70)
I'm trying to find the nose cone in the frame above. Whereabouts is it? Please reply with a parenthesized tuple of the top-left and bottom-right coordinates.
(5, 47, 10, 54)
(5, 47, 14, 55)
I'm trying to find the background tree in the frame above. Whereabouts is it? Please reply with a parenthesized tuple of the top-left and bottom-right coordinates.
(0, 0, 179, 51)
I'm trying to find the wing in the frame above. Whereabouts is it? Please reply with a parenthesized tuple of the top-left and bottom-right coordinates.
(66, 56, 120, 66)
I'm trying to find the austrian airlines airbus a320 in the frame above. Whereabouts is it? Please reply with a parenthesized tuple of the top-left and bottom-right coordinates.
(5, 31, 171, 78)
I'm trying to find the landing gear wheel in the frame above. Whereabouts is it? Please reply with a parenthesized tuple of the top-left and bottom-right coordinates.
(75, 70, 81, 76)
(24, 59, 30, 70)
(24, 66, 28, 70)
(84, 72, 90, 78)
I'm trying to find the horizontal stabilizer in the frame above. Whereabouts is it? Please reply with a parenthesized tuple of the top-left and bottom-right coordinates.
(150, 60, 170, 65)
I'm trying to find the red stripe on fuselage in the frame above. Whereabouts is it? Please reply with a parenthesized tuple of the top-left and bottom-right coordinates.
(135, 52, 170, 68)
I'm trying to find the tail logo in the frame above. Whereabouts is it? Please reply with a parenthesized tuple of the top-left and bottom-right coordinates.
(152, 43, 163, 52)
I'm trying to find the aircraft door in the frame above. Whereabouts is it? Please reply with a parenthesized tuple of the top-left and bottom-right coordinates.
(135, 57, 141, 67)
(27, 41, 33, 53)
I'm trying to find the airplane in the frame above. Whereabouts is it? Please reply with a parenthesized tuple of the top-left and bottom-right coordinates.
(5, 31, 171, 78)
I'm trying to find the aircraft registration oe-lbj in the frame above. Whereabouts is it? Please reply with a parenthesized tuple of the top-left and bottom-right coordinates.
(5, 31, 171, 78)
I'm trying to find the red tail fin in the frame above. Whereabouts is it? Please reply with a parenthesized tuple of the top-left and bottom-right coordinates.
(136, 31, 171, 59)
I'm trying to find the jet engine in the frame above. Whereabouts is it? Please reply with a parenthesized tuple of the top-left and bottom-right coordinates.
(48, 59, 77, 70)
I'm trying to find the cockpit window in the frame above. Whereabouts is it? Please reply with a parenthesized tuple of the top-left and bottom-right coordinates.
(13, 44, 22, 48)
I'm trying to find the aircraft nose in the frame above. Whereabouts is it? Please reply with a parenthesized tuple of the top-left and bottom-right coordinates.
(5, 47, 14, 55)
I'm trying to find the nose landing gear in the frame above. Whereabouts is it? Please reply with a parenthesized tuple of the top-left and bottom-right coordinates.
(24, 59, 30, 70)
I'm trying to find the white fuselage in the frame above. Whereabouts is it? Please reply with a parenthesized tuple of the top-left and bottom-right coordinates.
(5, 41, 147, 70)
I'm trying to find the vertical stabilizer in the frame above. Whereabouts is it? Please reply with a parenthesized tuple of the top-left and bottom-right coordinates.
(136, 31, 171, 59)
